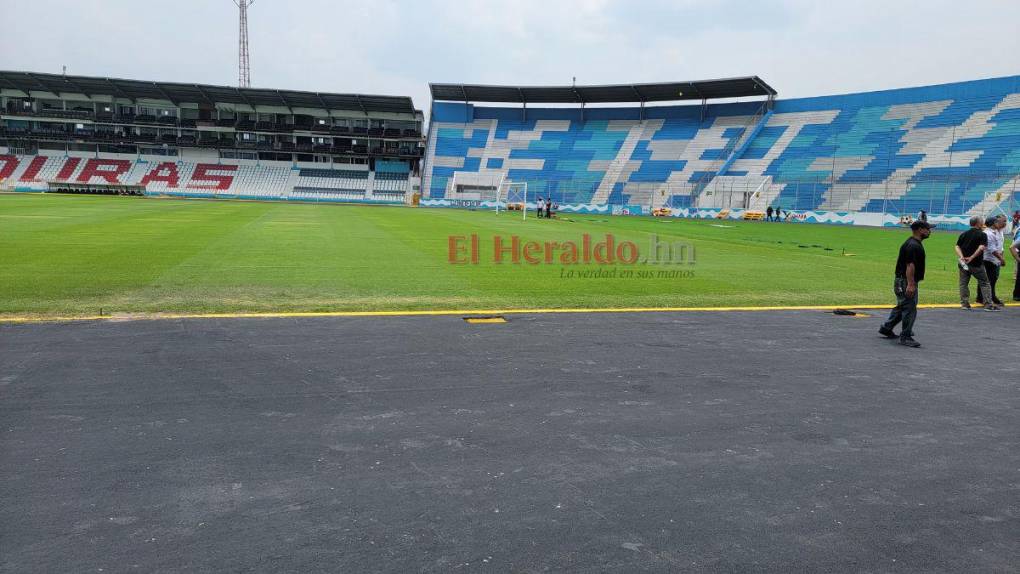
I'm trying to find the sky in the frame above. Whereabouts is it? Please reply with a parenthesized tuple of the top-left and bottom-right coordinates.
(1, 0, 1018, 116)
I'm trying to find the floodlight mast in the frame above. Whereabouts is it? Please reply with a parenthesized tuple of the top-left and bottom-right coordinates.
(234, 0, 255, 88)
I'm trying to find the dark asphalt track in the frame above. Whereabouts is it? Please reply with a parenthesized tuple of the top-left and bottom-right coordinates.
(1, 309, 1019, 573)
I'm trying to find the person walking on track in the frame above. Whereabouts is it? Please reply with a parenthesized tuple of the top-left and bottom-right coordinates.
(880, 220, 931, 348)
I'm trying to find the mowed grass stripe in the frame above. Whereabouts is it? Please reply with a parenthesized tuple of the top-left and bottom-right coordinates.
(0, 194, 994, 317)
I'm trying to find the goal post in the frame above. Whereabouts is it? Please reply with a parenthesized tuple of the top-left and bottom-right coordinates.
(493, 174, 506, 214)
(444, 173, 528, 219)
(497, 180, 529, 220)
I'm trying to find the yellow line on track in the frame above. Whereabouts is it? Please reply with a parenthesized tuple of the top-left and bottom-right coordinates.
(1, 303, 1014, 324)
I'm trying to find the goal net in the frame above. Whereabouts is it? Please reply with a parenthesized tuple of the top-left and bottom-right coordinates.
(497, 180, 528, 219)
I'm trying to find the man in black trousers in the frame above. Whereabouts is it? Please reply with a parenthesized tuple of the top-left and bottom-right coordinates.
(879, 220, 931, 348)
(956, 215, 996, 311)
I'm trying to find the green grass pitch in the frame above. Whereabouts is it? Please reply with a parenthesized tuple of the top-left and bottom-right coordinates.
(0, 194, 992, 317)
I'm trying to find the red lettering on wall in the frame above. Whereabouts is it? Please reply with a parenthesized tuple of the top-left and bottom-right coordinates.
(188, 164, 237, 190)
(139, 162, 181, 188)
(55, 157, 82, 181)
(19, 156, 47, 181)
(0, 155, 18, 180)
(76, 159, 131, 184)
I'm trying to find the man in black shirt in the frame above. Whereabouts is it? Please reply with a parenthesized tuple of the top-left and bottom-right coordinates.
(954, 215, 995, 310)
(879, 220, 931, 347)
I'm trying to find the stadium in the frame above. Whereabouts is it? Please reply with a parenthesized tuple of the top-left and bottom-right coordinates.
(2, 3, 1019, 572)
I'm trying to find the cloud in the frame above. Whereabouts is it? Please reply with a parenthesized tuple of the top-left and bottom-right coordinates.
(1, 0, 1017, 117)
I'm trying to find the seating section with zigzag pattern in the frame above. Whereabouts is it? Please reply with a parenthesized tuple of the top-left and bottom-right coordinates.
(423, 75, 1020, 216)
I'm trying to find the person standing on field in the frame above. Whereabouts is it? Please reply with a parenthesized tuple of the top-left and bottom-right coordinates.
(955, 215, 997, 311)
(977, 215, 1007, 306)
(766, 206, 774, 221)
(535, 196, 544, 218)
(879, 220, 931, 348)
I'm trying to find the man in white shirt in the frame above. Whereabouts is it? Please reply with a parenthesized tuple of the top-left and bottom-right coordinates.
(977, 214, 1007, 306)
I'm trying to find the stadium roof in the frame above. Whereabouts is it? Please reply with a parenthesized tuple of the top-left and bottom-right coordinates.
(0, 70, 418, 114)
(430, 77, 777, 104)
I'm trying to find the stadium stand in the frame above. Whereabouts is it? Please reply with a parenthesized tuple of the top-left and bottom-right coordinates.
(423, 76, 1020, 218)
(0, 71, 423, 202)
(6, 70, 1019, 218)
(0, 155, 411, 204)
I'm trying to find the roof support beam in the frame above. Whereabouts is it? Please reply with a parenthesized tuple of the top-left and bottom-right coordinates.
(192, 84, 216, 106)
(354, 94, 368, 116)
(151, 82, 178, 105)
(104, 78, 135, 103)
(314, 92, 330, 113)
(25, 73, 54, 95)
(688, 81, 704, 100)
(0, 75, 28, 96)
(59, 76, 93, 99)
(630, 86, 646, 120)
(275, 90, 294, 113)
(235, 88, 257, 111)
